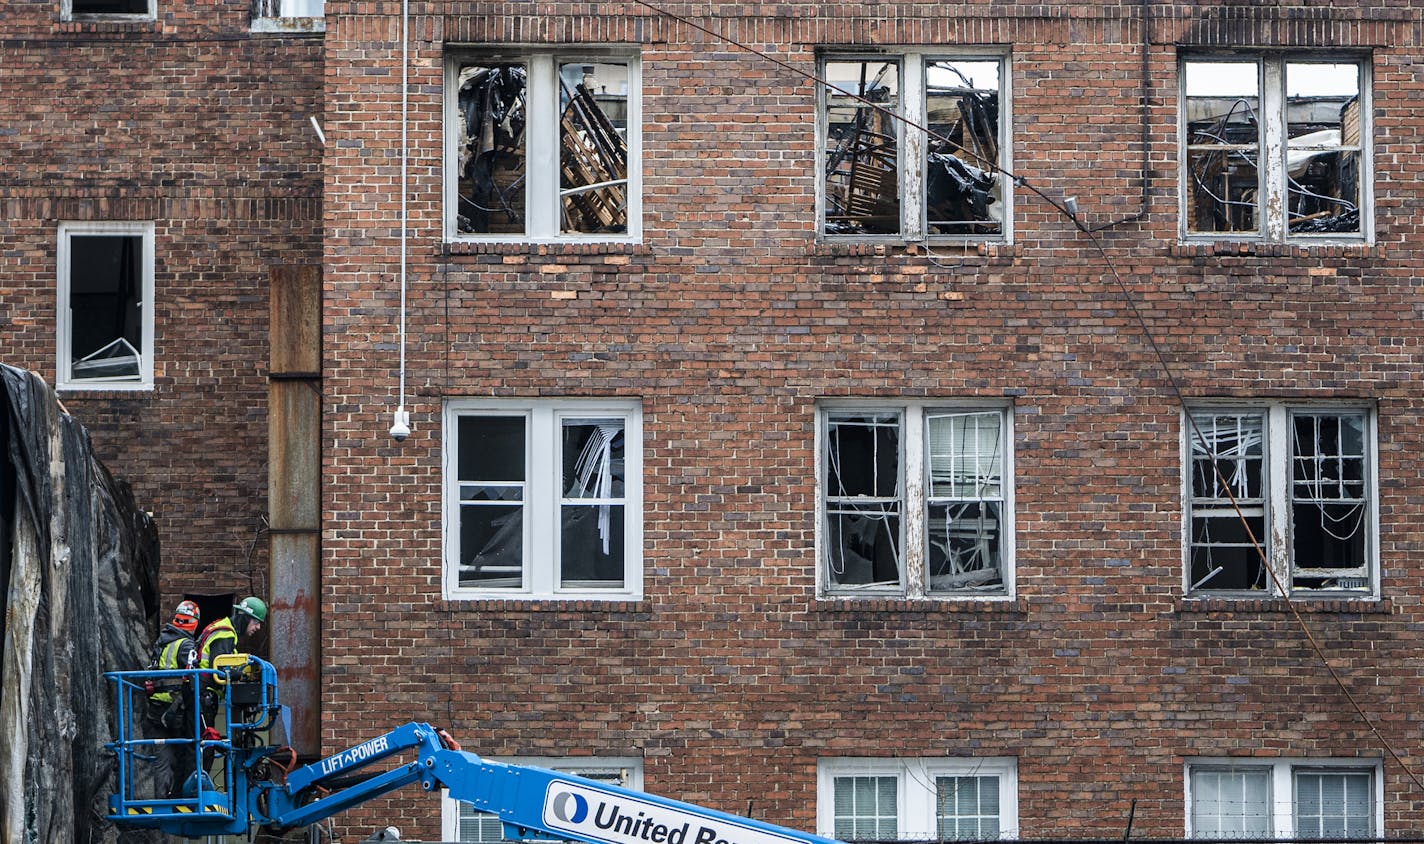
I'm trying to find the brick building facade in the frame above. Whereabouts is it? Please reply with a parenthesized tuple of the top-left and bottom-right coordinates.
(6, 0, 1424, 840)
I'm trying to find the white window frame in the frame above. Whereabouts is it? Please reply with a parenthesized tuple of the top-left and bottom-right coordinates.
(817, 758, 1018, 841)
(1181, 403, 1379, 598)
(816, 402, 1015, 600)
(816, 49, 1013, 244)
(56, 221, 155, 392)
(1185, 758, 1382, 839)
(444, 48, 643, 243)
(61, 0, 155, 20)
(442, 757, 644, 842)
(443, 399, 643, 601)
(1178, 53, 1373, 243)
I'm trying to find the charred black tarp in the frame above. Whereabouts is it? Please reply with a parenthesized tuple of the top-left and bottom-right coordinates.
(0, 363, 161, 843)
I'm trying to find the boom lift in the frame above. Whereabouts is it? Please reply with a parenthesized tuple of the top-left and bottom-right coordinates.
(107, 656, 845, 844)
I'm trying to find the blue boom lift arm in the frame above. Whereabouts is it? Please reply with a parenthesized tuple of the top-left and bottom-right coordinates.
(106, 656, 847, 844)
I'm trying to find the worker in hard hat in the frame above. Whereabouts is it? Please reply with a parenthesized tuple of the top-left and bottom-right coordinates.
(196, 596, 267, 777)
(146, 600, 202, 798)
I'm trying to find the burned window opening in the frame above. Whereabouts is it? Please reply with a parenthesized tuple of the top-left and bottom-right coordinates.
(454, 58, 631, 237)
(1185, 406, 1373, 596)
(69, 0, 150, 15)
(824, 412, 904, 588)
(926, 412, 1004, 592)
(1184, 58, 1364, 239)
(60, 225, 151, 388)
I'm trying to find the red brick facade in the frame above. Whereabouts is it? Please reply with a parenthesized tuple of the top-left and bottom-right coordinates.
(8, 0, 1424, 839)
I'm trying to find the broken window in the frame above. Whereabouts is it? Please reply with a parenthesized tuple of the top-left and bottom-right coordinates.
(1186, 405, 1374, 596)
(821, 404, 1012, 598)
(446, 401, 642, 600)
(449, 52, 638, 240)
(251, 0, 324, 24)
(57, 222, 153, 390)
(66, 0, 152, 17)
(820, 52, 1008, 240)
(1183, 56, 1368, 240)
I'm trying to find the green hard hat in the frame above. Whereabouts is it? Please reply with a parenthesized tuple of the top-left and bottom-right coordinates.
(234, 596, 268, 623)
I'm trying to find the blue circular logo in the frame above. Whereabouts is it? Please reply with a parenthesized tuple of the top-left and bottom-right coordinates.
(551, 791, 589, 824)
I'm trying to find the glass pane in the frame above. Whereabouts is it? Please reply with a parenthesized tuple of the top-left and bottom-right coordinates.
(927, 501, 1003, 592)
(459, 505, 523, 588)
(1191, 768, 1270, 837)
(458, 803, 506, 843)
(826, 413, 901, 498)
(925, 59, 1003, 235)
(456, 63, 527, 234)
(1184, 62, 1261, 235)
(1296, 771, 1372, 838)
(459, 416, 526, 482)
(927, 412, 1003, 498)
(560, 503, 625, 587)
(937, 776, 999, 840)
(560, 62, 630, 234)
(823, 60, 901, 235)
(68, 235, 143, 380)
(562, 418, 626, 499)
(833, 776, 897, 841)
(825, 506, 901, 588)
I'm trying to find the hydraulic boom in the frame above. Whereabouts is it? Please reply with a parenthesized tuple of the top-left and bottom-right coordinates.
(106, 657, 845, 844)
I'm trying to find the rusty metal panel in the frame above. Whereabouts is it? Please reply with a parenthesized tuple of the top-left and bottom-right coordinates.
(269, 265, 321, 375)
(268, 379, 320, 532)
(270, 531, 321, 757)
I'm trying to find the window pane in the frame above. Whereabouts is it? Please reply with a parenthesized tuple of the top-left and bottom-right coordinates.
(937, 775, 1000, 840)
(561, 504, 625, 587)
(1290, 413, 1369, 587)
(925, 59, 1003, 235)
(927, 501, 1002, 592)
(1188, 413, 1267, 591)
(456, 63, 528, 234)
(68, 235, 143, 381)
(562, 419, 625, 499)
(1285, 63, 1361, 235)
(559, 62, 630, 234)
(1296, 771, 1372, 838)
(459, 416, 526, 482)
(459, 505, 523, 588)
(71, 0, 147, 12)
(826, 413, 901, 498)
(458, 803, 507, 843)
(927, 412, 1002, 498)
(826, 506, 901, 588)
(823, 60, 901, 236)
(1184, 61, 1261, 235)
(833, 776, 897, 841)
(1191, 768, 1271, 837)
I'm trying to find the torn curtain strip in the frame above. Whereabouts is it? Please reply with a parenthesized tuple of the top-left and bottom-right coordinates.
(0, 363, 162, 844)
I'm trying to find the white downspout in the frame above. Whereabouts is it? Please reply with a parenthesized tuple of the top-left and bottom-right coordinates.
(389, 0, 411, 441)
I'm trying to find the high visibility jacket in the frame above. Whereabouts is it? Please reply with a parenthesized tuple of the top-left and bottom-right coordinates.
(148, 624, 198, 705)
(198, 616, 238, 670)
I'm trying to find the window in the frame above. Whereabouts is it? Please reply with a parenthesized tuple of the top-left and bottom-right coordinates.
(1181, 56, 1370, 240)
(1185, 404, 1376, 596)
(444, 400, 642, 600)
(819, 404, 1013, 598)
(819, 52, 1011, 241)
(56, 222, 155, 391)
(817, 758, 1018, 841)
(446, 50, 641, 241)
(1187, 760, 1379, 839)
(64, 0, 153, 18)
(251, 0, 323, 27)
(443, 758, 642, 842)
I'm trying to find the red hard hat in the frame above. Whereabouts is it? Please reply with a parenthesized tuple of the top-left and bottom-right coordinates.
(173, 600, 200, 634)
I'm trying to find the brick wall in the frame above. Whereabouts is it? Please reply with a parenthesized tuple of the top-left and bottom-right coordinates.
(0, 2, 323, 600)
(320, 1, 1424, 840)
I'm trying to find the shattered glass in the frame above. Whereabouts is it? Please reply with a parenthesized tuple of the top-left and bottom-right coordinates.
(823, 412, 902, 588)
(1290, 412, 1368, 589)
(925, 412, 1004, 593)
(1188, 413, 1267, 592)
